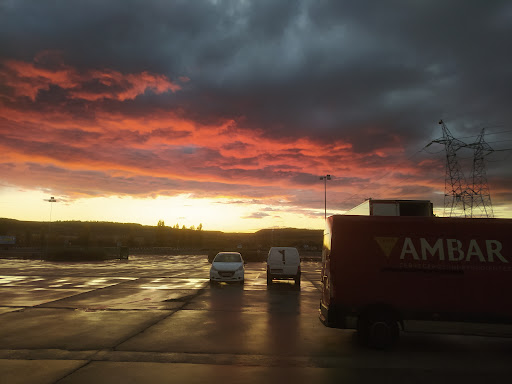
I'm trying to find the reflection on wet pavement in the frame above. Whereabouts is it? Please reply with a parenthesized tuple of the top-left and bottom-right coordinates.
(0, 256, 327, 357)
(0, 275, 136, 289)
(0, 256, 321, 311)
(1, 255, 511, 384)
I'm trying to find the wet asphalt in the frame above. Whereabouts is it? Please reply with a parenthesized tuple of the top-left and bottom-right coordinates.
(0, 255, 510, 384)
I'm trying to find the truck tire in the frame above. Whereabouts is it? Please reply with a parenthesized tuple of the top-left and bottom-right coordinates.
(267, 273, 273, 285)
(357, 313, 399, 349)
(294, 274, 301, 286)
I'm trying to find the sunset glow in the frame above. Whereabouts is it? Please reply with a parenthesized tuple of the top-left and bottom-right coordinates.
(1, 2, 511, 232)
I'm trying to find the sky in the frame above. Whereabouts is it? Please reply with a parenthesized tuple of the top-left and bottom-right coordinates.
(1, 0, 512, 232)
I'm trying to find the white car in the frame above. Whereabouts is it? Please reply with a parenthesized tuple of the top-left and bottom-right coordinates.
(266, 247, 301, 285)
(210, 252, 245, 284)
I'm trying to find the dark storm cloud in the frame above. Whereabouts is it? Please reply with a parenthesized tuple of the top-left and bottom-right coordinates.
(2, 0, 511, 152)
(1, 0, 511, 216)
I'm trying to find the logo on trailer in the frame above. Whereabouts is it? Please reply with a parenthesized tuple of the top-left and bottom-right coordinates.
(375, 237, 399, 258)
(374, 237, 507, 263)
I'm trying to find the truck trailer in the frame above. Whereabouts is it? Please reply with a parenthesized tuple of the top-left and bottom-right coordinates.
(344, 199, 433, 217)
(319, 215, 512, 348)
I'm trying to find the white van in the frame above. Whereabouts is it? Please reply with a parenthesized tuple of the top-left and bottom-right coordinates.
(266, 247, 301, 285)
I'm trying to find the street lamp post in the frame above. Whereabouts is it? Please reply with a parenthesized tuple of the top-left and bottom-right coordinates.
(48, 196, 57, 222)
(320, 175, 331, 220)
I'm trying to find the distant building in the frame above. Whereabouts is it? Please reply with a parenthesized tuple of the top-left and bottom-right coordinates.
(0, 235, 16, 249)
(0, 235, 16, 245)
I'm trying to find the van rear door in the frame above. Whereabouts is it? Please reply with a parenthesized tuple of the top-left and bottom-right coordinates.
(283, 248, 299, 274)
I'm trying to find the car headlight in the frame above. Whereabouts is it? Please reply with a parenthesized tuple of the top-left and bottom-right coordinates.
(237, 265, 244, 271)
(210, 265, 217, 272)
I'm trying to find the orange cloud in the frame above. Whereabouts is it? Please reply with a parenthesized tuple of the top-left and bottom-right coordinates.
(1, 54, 180, 102)
(0, 54, 437, 210)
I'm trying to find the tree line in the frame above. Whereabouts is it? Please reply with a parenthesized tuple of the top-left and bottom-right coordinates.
(157, 220, 203, 231)
(0, 218, 322, 252)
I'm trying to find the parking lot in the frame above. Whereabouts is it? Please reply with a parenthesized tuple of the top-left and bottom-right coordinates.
(0, 255, 511, 383)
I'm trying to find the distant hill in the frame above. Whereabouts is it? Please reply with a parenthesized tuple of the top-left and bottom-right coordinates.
(0, 218, 323, 253)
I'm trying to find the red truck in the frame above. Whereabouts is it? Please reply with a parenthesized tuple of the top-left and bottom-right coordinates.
(319, 215, 512, 348)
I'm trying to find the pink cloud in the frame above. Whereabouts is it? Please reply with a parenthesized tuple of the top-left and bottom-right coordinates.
(0, 54, 441, 210)
(1, 53, 180, 102)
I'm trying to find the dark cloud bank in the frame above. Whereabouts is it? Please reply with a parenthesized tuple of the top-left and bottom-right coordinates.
(1, 0, 511, 212)
(2, 1, 511, 143)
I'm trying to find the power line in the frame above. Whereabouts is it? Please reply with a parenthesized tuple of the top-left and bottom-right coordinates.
(487, 129, 512, 135)
(431, 121, 496, 218)
(469, 129, 494, 218)
(433, 120, 471, 217)
(486, 139, 512, 144)
(450, 130, 512, 143)
(334, 123, 509, 212)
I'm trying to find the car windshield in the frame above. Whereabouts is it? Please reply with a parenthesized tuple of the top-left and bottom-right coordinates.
(215, 253, 241, 262)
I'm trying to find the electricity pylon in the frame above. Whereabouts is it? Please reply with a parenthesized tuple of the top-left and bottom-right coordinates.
(432, 120, 470, 217)
(467, 128, 494, 218)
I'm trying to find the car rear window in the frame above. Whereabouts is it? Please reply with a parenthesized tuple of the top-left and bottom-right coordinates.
(215, 253, 242, 262)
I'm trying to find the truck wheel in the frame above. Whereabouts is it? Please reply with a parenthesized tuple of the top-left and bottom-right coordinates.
(294, 275, 301, 285)
(267, 274, 273, 285)
(358, 314, 399, 349)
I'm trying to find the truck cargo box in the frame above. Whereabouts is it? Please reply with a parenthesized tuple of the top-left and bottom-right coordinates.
(345, 199, 433, 216)
(319, 215, 512, 348)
